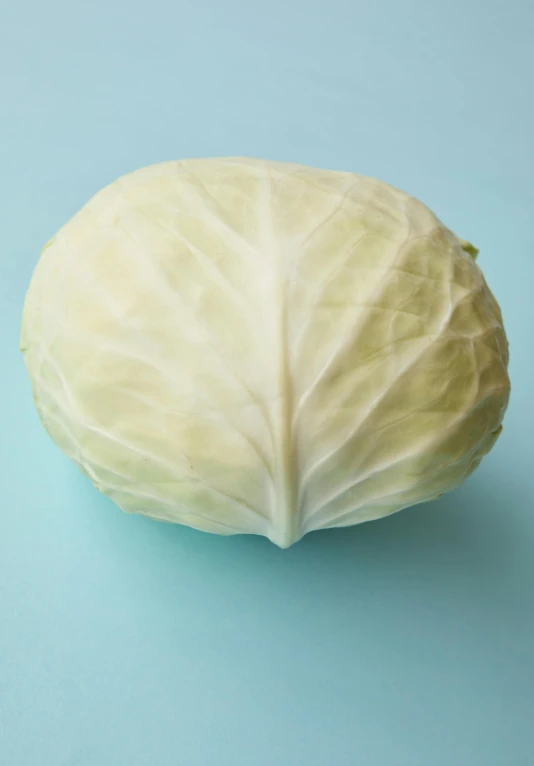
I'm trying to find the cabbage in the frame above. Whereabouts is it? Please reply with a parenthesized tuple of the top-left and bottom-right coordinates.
(20, 158, 510, 547)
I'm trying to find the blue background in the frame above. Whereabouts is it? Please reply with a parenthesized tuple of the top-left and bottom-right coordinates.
(1, 1, 533, 764)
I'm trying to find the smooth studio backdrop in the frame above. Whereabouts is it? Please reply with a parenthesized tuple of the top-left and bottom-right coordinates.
(1, 1, 533, 764)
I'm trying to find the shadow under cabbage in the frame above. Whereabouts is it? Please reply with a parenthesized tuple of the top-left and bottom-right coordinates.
(78, 464, 522, 590)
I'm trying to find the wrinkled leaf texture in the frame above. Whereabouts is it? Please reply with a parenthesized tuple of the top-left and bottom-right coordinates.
(21, 159, 510, 547)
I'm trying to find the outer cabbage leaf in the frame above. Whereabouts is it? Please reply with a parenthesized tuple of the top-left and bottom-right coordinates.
(20, 158, 510, 547)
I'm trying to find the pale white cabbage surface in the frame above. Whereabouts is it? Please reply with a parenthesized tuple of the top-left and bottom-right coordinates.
(21, 158, 510, 547)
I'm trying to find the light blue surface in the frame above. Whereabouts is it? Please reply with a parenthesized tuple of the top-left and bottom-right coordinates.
(1, 1, 533, 764)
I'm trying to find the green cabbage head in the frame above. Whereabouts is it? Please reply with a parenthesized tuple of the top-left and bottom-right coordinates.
(20, 159, 510, 547)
